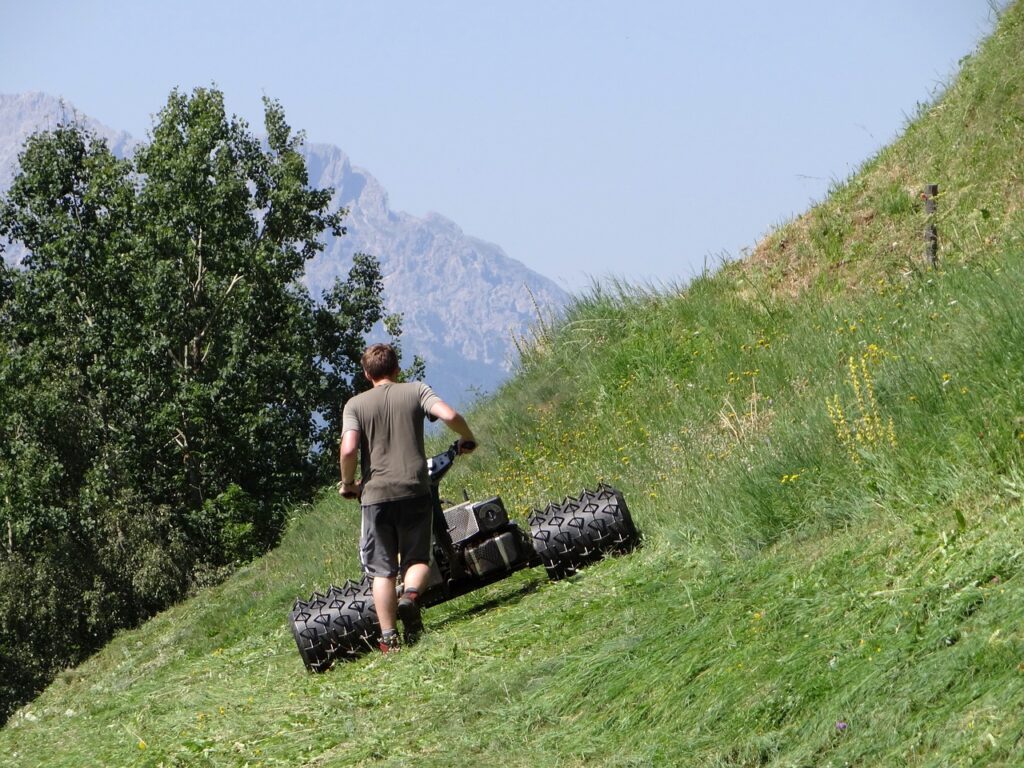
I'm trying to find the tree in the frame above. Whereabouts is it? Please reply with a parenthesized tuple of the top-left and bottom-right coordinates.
(0, 87, 396, 721)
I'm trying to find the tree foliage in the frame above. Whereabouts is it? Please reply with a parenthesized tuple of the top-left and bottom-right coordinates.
(0, 88, 399, 720)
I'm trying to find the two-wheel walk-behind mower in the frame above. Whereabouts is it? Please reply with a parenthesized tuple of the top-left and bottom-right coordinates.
(289, 441, 639, 671)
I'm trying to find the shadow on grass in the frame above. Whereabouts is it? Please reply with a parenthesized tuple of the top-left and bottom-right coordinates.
(426, 573, 547, 631)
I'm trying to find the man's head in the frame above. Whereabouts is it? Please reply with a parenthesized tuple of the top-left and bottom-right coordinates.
(361, 343, 400, 383)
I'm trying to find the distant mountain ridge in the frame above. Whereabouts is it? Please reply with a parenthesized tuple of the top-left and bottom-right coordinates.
(0, 92, 569, 404)
(0, 92, 136, 188)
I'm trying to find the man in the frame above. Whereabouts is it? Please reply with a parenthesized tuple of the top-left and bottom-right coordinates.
(339, 343, 477, 653)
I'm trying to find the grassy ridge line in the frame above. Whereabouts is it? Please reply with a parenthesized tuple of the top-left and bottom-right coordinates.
(740, 2, 1024, 297)
(3, 2, 1024, 765)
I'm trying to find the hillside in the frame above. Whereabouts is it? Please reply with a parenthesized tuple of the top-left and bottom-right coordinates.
(3, 3, 1024, 767)
(0, 93, 569, 405)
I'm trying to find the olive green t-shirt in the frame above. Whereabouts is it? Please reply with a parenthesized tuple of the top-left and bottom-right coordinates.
(341, 382, 442, 505)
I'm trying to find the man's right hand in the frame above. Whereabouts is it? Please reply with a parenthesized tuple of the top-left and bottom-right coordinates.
(340, 481, 362, 500)
(457, 437, 478, 455)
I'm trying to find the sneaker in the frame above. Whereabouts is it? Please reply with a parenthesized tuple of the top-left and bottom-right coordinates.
(397, 596, 424, 644)
(378, 630, 401, 654)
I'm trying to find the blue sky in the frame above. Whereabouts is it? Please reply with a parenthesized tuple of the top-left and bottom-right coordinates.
(0, 1, 1006, 291)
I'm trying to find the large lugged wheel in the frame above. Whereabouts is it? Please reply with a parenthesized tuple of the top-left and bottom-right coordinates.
(587, 484, 639, 551)
(289, 591, 334, 673)
(289, 575, 380, 672)
(527, 484, 638, 580)
(325, 576, 382, 659)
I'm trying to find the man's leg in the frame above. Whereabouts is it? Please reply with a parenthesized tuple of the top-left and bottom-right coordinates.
(403, 562, 430, 593)
(373, 575, 399, 634)
(396, 498, 433, 643)
(398, 562, 428, 643)
(361, 502, 402, 651)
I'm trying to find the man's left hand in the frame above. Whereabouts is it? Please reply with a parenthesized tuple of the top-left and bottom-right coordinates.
(340, 481, 362, 500)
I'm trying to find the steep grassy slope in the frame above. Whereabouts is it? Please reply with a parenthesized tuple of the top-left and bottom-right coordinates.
(4, 4, 1024, 767)
(741, 5, 1024, 296)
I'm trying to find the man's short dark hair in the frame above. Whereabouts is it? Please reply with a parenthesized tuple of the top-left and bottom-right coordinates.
(361, 343, 400, 380)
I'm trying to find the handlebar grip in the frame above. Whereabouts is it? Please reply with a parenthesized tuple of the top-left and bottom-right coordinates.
(459, 439, 477, 452)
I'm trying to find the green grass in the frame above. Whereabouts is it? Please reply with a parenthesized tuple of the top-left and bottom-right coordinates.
(5, 3, 1024, 766)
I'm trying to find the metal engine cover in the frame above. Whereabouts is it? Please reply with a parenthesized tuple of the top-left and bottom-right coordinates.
(442, 496, 508, 545)
(465, 530, 521, 577)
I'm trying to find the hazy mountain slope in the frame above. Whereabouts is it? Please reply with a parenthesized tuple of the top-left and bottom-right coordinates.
(300, 141, 568, 402)
(0, 93, 569, 404)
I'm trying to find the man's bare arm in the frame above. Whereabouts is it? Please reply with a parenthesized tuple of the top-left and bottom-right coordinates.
(339, 429, 362, 498)
(428, 400, 477, 453)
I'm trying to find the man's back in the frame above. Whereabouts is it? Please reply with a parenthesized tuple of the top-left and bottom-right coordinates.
(342, 381, 440, 505)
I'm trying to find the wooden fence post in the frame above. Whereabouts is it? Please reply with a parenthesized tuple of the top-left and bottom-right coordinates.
(923, 183, 939, 266)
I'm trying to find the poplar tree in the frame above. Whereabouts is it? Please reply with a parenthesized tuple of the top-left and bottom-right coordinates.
(0, 88, 395, 719)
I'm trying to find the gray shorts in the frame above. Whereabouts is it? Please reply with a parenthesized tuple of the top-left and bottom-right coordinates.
(359, 495, 432, 578)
